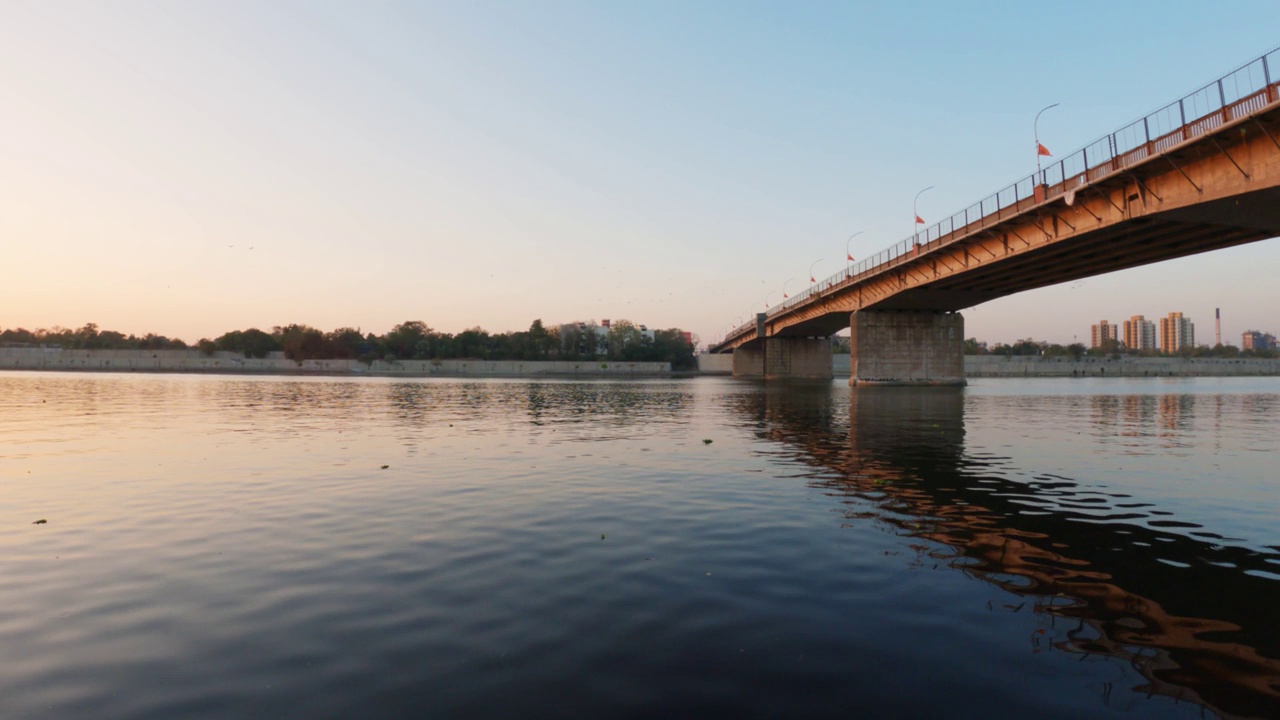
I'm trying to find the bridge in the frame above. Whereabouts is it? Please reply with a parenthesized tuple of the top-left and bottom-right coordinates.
(711, 49, 1280, 384)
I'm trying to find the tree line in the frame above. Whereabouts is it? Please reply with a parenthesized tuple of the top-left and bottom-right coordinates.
(0, 323, 189, 351)
(1, 320, 699, 368)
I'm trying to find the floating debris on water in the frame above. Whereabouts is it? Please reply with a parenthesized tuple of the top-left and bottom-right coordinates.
(33, 519, 47, 525)
(381, 465, 390, 470)
(702, 439, 713, 445)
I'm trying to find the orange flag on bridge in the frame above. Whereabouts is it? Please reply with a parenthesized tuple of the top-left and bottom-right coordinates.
(1037, 143, 1052, 157)
(847, 253, 855, 262)
(915, 215, 925, 224)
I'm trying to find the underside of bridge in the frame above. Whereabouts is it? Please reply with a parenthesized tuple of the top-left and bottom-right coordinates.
(716, 84, 1280, 385)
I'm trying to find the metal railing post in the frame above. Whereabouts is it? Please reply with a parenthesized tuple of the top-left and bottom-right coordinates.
(1217, 78, 1226, 108)
(1265, 54, 1272, 87)
(1143, 117, 1150, 143)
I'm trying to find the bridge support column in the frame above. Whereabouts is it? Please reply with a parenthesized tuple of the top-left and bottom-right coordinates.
(850, 311, 966, 386)
(732, 338, 834, 380)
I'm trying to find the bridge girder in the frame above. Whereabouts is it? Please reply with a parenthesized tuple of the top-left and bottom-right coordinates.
(712, 100, 1280, 354)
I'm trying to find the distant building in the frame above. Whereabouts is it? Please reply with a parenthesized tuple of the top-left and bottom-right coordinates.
(559, 321, 609, 356)
(1122, 315, 1157, 351)
(1242, 330, 1277, 351)
(1090, 320, 1118, 348)
(558, 319, 656, 356)
(1159, 312, 1195, 353)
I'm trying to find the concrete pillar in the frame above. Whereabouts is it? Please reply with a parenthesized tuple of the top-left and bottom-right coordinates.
(732, 344, 765, 378)
(732, 338, 834, 380)
(849, 311, 966, 386)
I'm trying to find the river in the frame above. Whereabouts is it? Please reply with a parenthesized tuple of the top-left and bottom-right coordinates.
(2, 372, 1277, 719)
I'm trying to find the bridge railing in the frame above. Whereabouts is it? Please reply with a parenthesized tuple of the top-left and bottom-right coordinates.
(719, 47, 1280, 347)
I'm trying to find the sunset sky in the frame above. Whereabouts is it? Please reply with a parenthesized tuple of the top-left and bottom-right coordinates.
(3, 1, 1278, 347)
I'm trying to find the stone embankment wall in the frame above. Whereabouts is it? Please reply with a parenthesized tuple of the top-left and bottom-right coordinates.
(697, 353, 1280, 377)
(0, 348, 670, 377)
(8, 348, 1277, 379)
(965, 355, 1280, 377)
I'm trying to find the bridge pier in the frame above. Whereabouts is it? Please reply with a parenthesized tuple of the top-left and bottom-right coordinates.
(849, 311, 966, 386)
(732, 337, 833, 380)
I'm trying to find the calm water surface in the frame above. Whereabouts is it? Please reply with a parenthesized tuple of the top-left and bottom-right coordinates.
(2, 372, 1278, 719)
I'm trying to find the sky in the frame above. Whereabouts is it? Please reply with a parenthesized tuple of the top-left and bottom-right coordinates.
(2, 1, 1278, 347)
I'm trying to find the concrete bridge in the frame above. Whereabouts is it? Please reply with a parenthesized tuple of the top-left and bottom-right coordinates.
(711, 50, 1280, 384)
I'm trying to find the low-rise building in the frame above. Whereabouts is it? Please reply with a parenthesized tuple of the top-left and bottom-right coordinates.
(1242, 330, 1277, 351)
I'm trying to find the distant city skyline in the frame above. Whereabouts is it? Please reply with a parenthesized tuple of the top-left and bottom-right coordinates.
(2, 3, 1278, 346)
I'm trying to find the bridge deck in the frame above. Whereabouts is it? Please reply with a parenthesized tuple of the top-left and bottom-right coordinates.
(713, 51, 1280, 353)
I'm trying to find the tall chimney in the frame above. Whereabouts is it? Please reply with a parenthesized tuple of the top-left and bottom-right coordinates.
(1215, 308, 1221, 347)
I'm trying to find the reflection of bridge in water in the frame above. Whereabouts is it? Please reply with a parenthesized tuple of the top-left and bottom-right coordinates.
(729, 385, 1280, 719)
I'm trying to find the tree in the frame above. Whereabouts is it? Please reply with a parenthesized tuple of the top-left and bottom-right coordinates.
(1086, 338, 1123, 357)
(214, 328, 280, 358)
(326, 327, 367, 359)
(275, 324, 331, 361)
(454, 327, 491, 359)
(606, 320, 647, 361)
(384, 321, 431, 359)
(527, 319, 554, 360)
(652, 328, 696, 369)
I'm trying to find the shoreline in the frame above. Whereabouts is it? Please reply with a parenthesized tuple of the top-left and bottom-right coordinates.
(0, 348, 672, 378)
(4, 348, 1279, 379)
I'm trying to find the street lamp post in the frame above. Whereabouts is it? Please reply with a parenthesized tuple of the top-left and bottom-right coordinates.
(913, 186, 934, 247)
(1034, 102, 1060, 186)
(846, 231, 863, 278)
(764, 291, 775, 312)
(809, 259, 823, 286)
(782, 277, 796, 299)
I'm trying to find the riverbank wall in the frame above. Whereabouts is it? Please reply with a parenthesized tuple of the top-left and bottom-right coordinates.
(964, 355, 1280, 377)
(0, 348, 670, 377)
(695, 353, 1280, 377)
(6, 348, 1278, 379)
